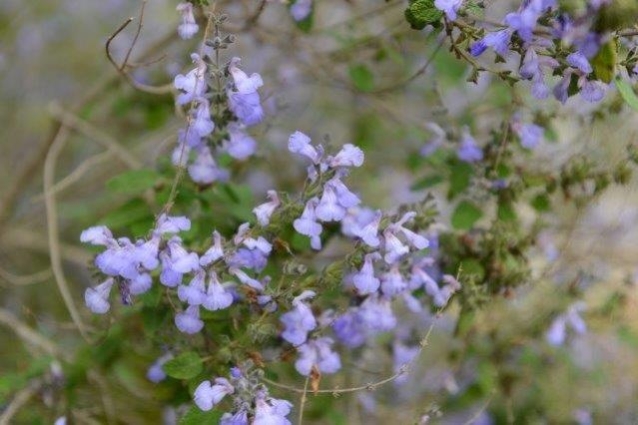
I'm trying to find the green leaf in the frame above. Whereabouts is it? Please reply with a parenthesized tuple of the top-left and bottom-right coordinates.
(411, 174, 445, 190)
(451, 200, 483, 230)
(163, 352, 203, 380)
(102, 199, 153, 229)
(348, 64, 374, 92)
(106, 169, 161, 195)
(591, 40, 617, 83)
(615, 78, 638, 112)
(447, 161, 474, 199)
(405, 0, 444, 30)
(179, 406, 223, 425)
(531, 193, 550, 212)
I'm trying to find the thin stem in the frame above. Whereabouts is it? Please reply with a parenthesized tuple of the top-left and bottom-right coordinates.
(297, 376, 310, 424)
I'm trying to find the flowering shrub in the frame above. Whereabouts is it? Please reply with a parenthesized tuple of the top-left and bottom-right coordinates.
(3, 0, 638, 423)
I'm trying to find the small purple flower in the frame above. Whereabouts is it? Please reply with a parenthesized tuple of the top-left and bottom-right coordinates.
(176, 2, 199, 39)
(200, 231, 225, 266)
(227, 58, 264, 126)
(174, 54, 207, 105)
(221, 410, 249, 425)
(175, 305, 204, 334)
(333, 309, 367, 348)
(293, 197, 323, 250)
(381, 265, 407, 297)
(553, 73, 572, 104)
(315, 183, 347, 222)
(504, 1, 543, 42)
(225, 123, 257, 160)
(253, 190, 280, 226)
(193, 378, 234, 411)
(188, 147, 229, 184)
(80, 225, 114, 246)
(155, 214, 191, 235)
(352, 253, 382, 295)
(457, 128, 483, 163)
(177, 269, 206, 305)
(203, 272, 234, 311)
(295, 337, 342, 376)
(567, 51, 592, 74)
(342, 208, 382, 247)
(390, 212, 429, 250)
(383, 229, 410, 264)
(328, 144, 364, 168)
(290, 0, 312, 22)
(579, 79, 606, 102)
(146, 353, 173, 383)
(358, 296, 397, 331)
(434, 0, 463, 21)
(254, 396, 293, 425)
(191, 99, 215, 137)
(393, 342, 420, 385)
(288, 131, 321, 164)
(280, 290, 317, 346)
(85, 278, 114, 314)
(229, 268, 265, 292)
(512, 117, 544, 149)
(470, 30, 511, 57)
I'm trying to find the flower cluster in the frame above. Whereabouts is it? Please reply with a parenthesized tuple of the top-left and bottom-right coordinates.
(172, 32, 263, 185)
(194, 366, 293, 424)
(432, 0, 638, 104)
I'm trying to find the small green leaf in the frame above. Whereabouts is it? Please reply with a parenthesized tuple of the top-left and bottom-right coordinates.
(451, 200, 483, 230)
(405, 0, 444, 30)
(447, 161, 474, 199)
(411, 174, 445, 190)
(163, 352, 203, 380)
(102, 199, 153, 229)
(591, 40, 617, 83)
(531, 193, 550, 212)
(179, 406, 223, 425)
(615, 78, 638, 112)
(348, 64, 374, 92)
(106, 169, 161, 195)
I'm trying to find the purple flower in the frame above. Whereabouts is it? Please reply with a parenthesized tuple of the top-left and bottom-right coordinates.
(553, 73, 571, 103)
(342, 208, 382, 247)
(546, 302, 587, 346)
(203, 272, 234, 311)
(176, 2, 199, 39)
(147, 353, 173, 383)
(280, 290, 317, 346)
(221, 410, 249, 425)
(159, 238, 199, 287)
(333, 309, 367, 348)
(230, 268, 265, 291)
(254, 396, 293, 425)
(174, 54, 207, 105)
(194, 378, 234, 411)
(315, 182, 347, 222)
(434, 0, 463, 21)
(580, 79, 606, 102)
(352, 253, 382, 295)
(457, 128, 483, 162)
(328, 144, 364, 168)
(470, 30, 511, 57)
(175, 305, 204, 334)
(381, 265, 407, 297)
(80, 225, 114, 246)
(295, 337, 342, 376)
(293, 197, 323, 250)
(290, 0, 312, 22)
(200, 231, 225, 266)
(155, 214, 191, 235)
(191, 99, 215, 137)
(253, 190, 280, 226)
(188, 147, 229, 184)
(390, 212, 429, 250)
(567, 51, 592, 74)
(358, 296, 397, 331)
(85, 278, 114, 314)
(227, 58, 264, 126)
(511, 115, 544, 149)
(504, 1, 543, 42)
(177, 269, 206, 305)
(288, 131, 322, 164)
(225, 123, 257, 160)
(383, 229, 410, 264)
